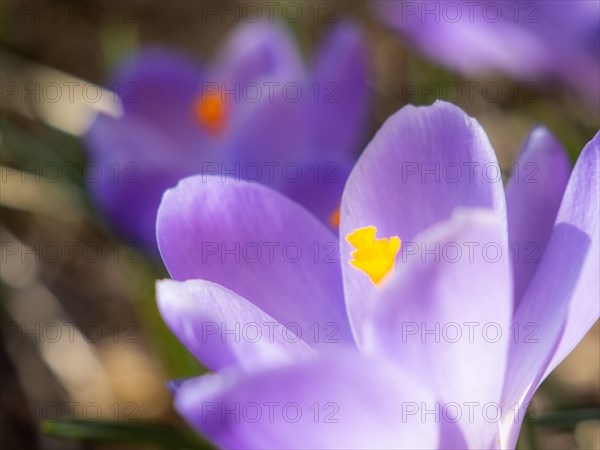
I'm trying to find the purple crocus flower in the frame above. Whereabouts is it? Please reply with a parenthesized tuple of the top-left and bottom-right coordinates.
(155, 102, 599, 448)
(372, 0, 600, 99)
(85, 21, 370, 250)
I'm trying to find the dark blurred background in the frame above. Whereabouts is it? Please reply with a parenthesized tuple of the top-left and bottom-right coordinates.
(1, 1, 598, 449)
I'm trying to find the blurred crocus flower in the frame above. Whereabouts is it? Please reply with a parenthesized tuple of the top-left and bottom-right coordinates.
(156, 102, 598, 448)
(373, 0, 600, 99)
(85, 21, 370, 250)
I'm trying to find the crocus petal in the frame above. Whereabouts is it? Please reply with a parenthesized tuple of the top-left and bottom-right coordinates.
(212, 21, 304, 86)
(281, 161, 352, 229)
(365, 208, 512, 449)
(157, 176, 354, 349)
(310, 21, 371, 162)
(176, 352, 445, 449)
(224, 94, 310, 171)
(156, 279, 317, 373)
(372, 0, 549, 77)
(208, 21, 311, 168)
(340, 101, 506, 344)
(106, 48, 205, 144)
(222, 91, 344, 226)
(501, 132, 600, 447)
(505, 127, 571, 309)
(85, 49, 209, 249)
(543, 133, 600, 373)
(85, 114, 198, 249)
(372, 1, 600, 99)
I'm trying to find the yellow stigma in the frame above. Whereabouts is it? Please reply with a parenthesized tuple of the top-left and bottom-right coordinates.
(194, 90, 227, 134)
(346, 226, 401, 286)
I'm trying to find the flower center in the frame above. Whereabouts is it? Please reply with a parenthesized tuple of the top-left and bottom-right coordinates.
(194, 90, 227, 134)
(346, 226, 401, 286)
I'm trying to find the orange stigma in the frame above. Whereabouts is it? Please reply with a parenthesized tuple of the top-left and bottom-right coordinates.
(194, 90, 227, 134)
(329, 205, 341, 228)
